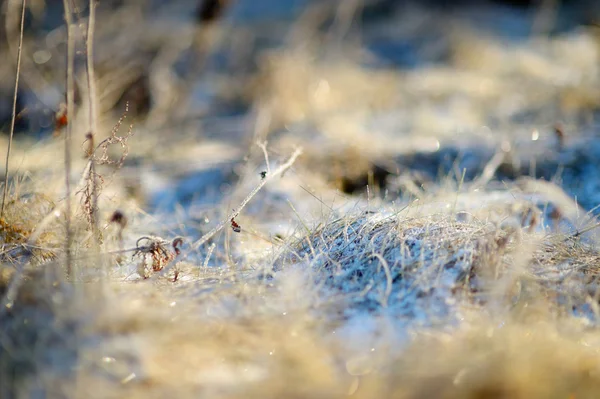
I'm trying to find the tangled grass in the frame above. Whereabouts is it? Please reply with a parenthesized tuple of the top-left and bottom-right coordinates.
(3, 1, 600, 398)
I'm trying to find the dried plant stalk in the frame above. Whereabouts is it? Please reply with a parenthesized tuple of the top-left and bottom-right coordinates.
(1, 0, 26, 219)
(62, 0, 75, 277)
(86, 0, 100, 242)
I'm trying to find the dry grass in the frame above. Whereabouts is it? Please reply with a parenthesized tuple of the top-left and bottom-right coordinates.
(3, 1, 600, 398)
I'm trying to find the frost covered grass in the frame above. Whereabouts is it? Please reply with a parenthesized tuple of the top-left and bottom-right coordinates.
(5, 201, 600, 398)
(3, 0, 600, 398)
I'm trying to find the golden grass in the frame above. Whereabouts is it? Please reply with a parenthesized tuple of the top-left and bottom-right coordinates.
(3, 2, 600, 398)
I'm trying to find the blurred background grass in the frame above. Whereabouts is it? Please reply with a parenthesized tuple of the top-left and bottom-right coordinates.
(3, 0, 600, 398)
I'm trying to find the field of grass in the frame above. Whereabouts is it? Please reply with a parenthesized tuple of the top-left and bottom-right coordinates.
(3, 0, 600, 397)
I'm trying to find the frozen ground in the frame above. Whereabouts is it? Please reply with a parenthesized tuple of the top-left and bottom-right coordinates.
(3, 0, 600, 397)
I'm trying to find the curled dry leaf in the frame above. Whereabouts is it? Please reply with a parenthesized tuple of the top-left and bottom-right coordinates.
(133, 236, 184, 279)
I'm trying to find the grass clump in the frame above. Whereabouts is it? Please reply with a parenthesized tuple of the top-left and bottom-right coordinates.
(3, 1, 600, 398)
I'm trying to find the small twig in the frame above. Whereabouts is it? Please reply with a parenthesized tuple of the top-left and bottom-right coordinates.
(26, 118, 131, 250)
(86, 0, 100, 241)
(63, 0, 75, 278)
(257, 141, 271, 174)
(192, 149, 302, 249)
(571, 221, 600, 239)
(1, 0, 26, 219)
(91, 103, 133, 168)
(150, 147, 302, 280)
(191, 148, 302, 251)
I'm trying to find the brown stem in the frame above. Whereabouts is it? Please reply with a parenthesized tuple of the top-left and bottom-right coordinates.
(63, 0, 75, 278)
(1, 0, 26, 219)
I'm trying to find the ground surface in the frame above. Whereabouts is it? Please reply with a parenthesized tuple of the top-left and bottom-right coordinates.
(3, 0, 600, 398)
